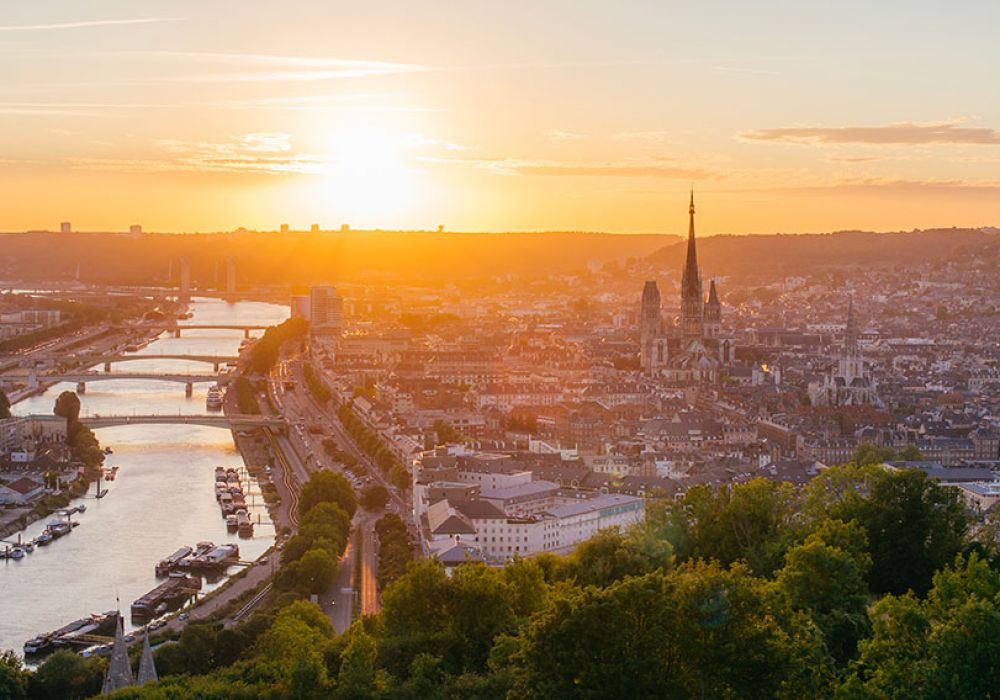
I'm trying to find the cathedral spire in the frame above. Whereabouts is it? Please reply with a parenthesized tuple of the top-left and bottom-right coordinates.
(681, 191, 701, 302)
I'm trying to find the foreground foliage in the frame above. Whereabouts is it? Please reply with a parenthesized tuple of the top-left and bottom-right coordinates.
(5, 465, 999, 699)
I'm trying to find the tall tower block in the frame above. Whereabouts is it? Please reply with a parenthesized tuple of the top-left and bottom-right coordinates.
(179, 256, 191, 302)
(225, 257, 237, 295)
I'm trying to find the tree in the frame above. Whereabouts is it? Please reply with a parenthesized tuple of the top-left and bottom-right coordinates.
(53, 390, 81, 436)
(296, 547, 338, 594)
(843, 554, 1000, 699)
(851, 443, 897, 467)
(0, 388, 11, 419)
(558, 528, 672, 588)
(28, 650, 103, 700)
(777, 535, 870, 664)
(338, 626, 378, 700)
(512, 562, 833, 700)
(0, 650, 28, 700)
(667, 478, 799, 577)
(360, 484, 389, 511)
(863, 469, 968, 595)
(298, 470, 357, 520)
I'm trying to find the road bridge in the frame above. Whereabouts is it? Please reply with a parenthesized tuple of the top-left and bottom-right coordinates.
(67, 353, 239, 372)
(25, 414, 285, 430)
(139, 324, 270, 338)
(20, 370, 228, 397)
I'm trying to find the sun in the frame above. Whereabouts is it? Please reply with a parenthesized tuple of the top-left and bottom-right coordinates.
(316, 124, 417, 224)
(332, 125, 400, 172)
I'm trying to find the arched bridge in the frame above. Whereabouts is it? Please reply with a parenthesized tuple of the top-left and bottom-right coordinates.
(25, 414, 285, 430)
(36, 372, 225, 385)
(137, 324, 270, 338)
(67, 354, 239, 372)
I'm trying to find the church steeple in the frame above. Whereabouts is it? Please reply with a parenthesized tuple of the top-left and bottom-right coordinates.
(101, 613, 134, 694)
(137, 632, 158, 686)
(680, 191, 704, 337)
(681, 190, 701, 302)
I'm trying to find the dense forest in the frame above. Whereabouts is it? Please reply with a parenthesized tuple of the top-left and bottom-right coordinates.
(3, 456, 998, 699)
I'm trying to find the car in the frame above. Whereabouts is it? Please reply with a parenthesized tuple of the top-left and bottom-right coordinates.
(124, 634, 136, 643)
(149, 619, 167, 631)
(257, 556, 269, 565)
(178, 612, 189, 621)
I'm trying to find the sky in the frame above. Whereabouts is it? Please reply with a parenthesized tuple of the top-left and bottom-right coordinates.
(2, 0, 999, 234)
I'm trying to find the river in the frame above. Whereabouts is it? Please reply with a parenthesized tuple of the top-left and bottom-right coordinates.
(0, 297, 289, 655)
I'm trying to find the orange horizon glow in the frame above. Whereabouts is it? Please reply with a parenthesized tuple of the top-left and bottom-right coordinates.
(2, 2, 1000, 235)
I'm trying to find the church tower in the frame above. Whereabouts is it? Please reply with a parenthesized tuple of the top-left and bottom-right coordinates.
(838, 296, 863, 381)
(640, 280, 664, 373)
(680, 191, 704, 338)
(704, 279, 721, 339)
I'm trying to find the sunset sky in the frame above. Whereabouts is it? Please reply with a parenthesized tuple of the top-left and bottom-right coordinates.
(3, 1, 1000, 234)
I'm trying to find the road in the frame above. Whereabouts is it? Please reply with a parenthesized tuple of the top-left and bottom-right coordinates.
(270, 354, 414, 619)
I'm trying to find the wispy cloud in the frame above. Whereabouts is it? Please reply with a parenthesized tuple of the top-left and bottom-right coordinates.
(211, 93, 440, 113)
(424, 156, 714, 179)
(0, 17, 184, 32)
(826, 154, 884, 163)
(132, 53, 427, 83)
(741, 118, 1000, 146)
(764, 177, 1000, 195)
(613, 131, 674, 145)
(547, 130, 589, 142)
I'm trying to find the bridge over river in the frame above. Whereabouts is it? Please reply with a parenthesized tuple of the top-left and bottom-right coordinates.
(25, 414, 285, 430)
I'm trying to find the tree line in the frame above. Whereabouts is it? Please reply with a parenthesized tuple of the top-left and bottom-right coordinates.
(3, 463, 998, 698)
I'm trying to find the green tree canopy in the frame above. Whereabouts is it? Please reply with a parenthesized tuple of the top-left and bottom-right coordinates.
(53, 390, 81, 436)
(297, 470, 357, 520)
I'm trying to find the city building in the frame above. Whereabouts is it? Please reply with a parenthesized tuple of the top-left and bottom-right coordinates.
(290, 295, 311, 319)
(639, 193, 736, 381)
(809, 299, 879, 407)
(310, 285, 344, 336)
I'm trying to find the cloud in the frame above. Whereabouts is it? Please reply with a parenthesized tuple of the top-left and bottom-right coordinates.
(424, 156, 714, 179)
(613, 131, 673, 145)
(211, 93, 441, 113)
(0, 17, 183, 32)
(158, 133, 293, 156)
(132, 53, 426, 83)
(826, 155, 884, 163)
(764, 177, 1000, 195)
(741, 119, 1000, 146)
(0, 102, 173, 117)
(547, 130, 589, 142)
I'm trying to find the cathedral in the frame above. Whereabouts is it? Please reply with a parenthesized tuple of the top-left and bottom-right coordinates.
(639, 193, 735, 382)
(808, 298, 879, 407)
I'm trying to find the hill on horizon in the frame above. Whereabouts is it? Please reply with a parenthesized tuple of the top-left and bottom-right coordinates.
(648, 227, 999, 279)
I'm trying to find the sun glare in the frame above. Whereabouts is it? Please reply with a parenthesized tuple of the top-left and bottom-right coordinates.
(316, 124, 417, 224)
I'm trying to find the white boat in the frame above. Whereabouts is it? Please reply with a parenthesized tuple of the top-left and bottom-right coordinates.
(206, 386, 224, 410)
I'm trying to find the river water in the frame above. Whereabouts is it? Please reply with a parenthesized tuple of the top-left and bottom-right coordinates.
(1, 298, 289, 655)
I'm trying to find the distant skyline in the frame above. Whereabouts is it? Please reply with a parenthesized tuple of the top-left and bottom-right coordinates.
(2, 1, 1000, 234)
